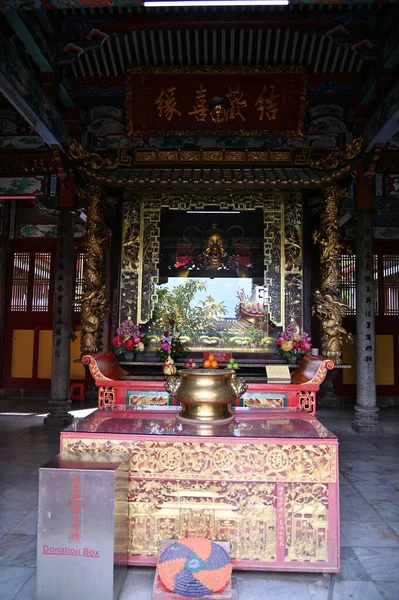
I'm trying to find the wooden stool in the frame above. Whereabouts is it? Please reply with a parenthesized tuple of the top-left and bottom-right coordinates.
(70, 382, 85, 404)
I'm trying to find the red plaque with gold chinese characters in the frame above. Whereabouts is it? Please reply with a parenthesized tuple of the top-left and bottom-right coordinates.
(126, 67, 306, 137)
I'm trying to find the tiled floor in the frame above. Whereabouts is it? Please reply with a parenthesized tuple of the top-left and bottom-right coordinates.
(0, 401, 398, 600)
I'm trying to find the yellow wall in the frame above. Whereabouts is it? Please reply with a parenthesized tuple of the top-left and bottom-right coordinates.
(343, 334, 395, 385)
(11, 330, 34, 378)
(38, 330, 53, 379)
(10, 329, 85, 382)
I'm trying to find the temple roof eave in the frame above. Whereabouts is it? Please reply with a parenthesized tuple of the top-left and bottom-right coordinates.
(77, 164, 352, 189)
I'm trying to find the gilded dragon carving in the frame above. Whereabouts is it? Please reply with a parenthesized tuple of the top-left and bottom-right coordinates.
(68, 138, 119, 171)
(310, 136, 363, 171)
(78, 185, 110, 353)
(312, 185, 352, 364)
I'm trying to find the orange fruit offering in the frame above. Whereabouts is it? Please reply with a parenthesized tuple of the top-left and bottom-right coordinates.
(210, 360, 218, 368)
(203, 359, 211, 368)
(208, 354, 215, 362)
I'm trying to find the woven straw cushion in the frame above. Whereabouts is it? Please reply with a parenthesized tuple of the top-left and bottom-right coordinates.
(158, 537, 232, 597)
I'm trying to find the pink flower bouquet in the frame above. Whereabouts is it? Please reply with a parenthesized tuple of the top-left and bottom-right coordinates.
(276, 322, 312, 362)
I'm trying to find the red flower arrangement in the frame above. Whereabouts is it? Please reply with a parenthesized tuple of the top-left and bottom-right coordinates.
(112, 320, 147, 356)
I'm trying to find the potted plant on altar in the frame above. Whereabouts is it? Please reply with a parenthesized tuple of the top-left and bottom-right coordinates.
(276, 322, 312, 364)
(156, 318, 188, 366)
(112, 320, 147, 361)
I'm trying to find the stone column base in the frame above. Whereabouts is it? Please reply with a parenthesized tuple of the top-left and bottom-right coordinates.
(352, 406, 382, 433)
(43, 413, 74, 429)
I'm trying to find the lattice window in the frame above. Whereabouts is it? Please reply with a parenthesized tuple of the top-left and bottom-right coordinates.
(340, 254, 378, 316)
(383, 255, 399, 316)
(32, 253, 51, 312)
(374, 255, 379, 316)
(74, 252, 85, 313)
(341, 254, 356, 315)
(10, 252, 29, 311)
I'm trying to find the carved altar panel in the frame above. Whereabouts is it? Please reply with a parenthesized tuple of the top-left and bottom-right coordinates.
(61, 432, 339, 570)
(120, 190, 303, 338)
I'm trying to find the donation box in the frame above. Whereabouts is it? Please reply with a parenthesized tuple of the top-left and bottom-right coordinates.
(37, 452, 129, 600)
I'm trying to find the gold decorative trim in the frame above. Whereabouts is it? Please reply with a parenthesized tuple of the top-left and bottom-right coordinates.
(69, 139, 118, 171)
(62, 438, 337, 483)
(310, 136, 363, 170)
(126, 66, 307, 138)
(296, 391, 316, 416)
(133, 149, 299, 165)
(98, 386, 116, 408)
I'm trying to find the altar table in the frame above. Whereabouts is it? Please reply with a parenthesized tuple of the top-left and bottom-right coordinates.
(61, 406, 339, 573)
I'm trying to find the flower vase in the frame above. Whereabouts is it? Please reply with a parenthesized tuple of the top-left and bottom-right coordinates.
(288, 356, 297, 365)
(124, 351, 135, 361)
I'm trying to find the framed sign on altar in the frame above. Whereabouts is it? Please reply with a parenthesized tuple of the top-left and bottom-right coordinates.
(119, 190, 303, 354)
(126, 66, 307, 137)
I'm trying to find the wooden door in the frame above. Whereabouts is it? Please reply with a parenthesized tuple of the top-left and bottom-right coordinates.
(2, 241, 85, 389)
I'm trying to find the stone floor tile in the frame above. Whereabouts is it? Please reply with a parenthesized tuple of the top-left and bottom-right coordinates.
(368, 500, 399, 523)
(0, 509, 29, 539)
(340, 532, 350, 548)
(339, 473, 351, 485)
(0, 488, 38, 510)
(10, 511, 38, 536)
(342, 521, 399, 548)
(353, 547, 399, 582)
(10, 537, 37, 569)
(339, 485, 385, 522)
(387, 521, 399, 536)
(307, 579, 383, 600)
(13, 572, 36, 600)
(0, 566, 34, 600)
(337, 547, 371, 582)
(341, 469, 393, 487)
(0, 534, 36, 566)
(340, 440, 380, 452)
(235, 571, 312, 600)
(352, 483, 399, 503)
(374, 582, 399, 600)
(118, 568, 156, 600)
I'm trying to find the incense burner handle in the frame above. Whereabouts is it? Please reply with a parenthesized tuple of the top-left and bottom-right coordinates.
(164, 375, 181, 397)
(231, 377, 248, 399)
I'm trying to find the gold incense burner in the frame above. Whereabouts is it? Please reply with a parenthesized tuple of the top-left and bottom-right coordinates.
(164, 368, 248, 422)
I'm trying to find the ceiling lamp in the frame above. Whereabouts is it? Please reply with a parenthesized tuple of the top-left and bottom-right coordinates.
(145, 0, 288, 6)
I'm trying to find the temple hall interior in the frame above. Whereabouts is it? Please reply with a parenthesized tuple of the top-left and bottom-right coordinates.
(0, 1, 399, 599)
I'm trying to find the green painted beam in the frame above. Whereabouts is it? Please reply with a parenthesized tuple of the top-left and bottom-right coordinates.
(0, 34, 67, 150)
(60, 84, 75, 108)
(3, 9, 52, 73)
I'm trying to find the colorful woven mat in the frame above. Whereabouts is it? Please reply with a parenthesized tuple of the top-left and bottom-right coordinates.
(158, 538, 232, 598)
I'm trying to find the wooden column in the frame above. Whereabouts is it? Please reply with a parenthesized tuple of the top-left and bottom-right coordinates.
(352, 167, 381, 433)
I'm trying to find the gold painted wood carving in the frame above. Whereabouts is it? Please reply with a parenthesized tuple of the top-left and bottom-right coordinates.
(61, 437, 337, 483)
(312, 185, 352, 364)
(78, 185, 110, 354)
(62, 436, 336, 564)
(120, 189, 303, 329)
(126, 66, 307, 138)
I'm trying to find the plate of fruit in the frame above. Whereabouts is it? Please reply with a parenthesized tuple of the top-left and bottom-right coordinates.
(203, 354, 219, 369)
(184, 358, 197, 369)
(226, 357, 240, 370)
